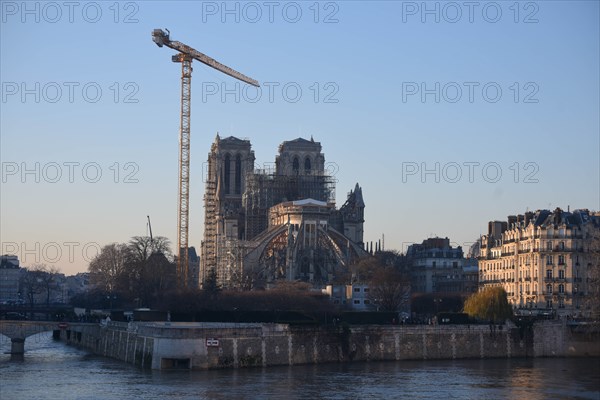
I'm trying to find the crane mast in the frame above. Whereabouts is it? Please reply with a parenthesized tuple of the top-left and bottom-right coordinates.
(152, 29, 259, 288)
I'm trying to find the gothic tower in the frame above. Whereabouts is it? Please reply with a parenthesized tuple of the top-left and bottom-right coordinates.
(200, 134, 255, 285)
(275, 137, 325, 176)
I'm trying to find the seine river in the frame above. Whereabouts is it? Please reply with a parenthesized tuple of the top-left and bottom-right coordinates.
(1, 332, 599, 399)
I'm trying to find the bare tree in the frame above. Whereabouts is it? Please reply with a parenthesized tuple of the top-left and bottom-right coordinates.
(348, 254, 411, 312)
(126, 236, 173, 307)
(368, 266, 411, 312)
(19, 264, 47, 306)
(88, 243, 130, 293)
(39, 265, 60, 305)
(128, 236, 172, 263)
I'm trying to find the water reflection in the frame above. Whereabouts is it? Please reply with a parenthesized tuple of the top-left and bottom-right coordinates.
(0, 336, 598, 400)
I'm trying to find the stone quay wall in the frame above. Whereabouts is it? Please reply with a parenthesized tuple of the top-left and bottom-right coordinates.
(59, 320, 599, 370)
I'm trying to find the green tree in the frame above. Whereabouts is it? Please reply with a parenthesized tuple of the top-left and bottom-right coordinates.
(463, 287, 512, 323)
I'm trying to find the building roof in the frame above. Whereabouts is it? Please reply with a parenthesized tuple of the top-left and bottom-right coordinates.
(278, 137, 321, 152)
(292, 198, 328, 207)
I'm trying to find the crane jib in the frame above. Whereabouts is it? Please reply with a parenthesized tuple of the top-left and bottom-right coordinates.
(165, 40, 260, 87)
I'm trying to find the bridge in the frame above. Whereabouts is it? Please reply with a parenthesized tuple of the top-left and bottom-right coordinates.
(0, 320, 95, 354)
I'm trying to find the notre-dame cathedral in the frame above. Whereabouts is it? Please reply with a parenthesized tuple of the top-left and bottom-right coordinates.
(200, 135, 367, 288)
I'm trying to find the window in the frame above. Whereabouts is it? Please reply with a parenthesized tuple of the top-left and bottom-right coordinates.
(364, 299, 371, 305)
(558, 270, 565, 279)
(304, 157, 311, 173)
(547, 300, 553, 308)
(558, 255, 565, 265)
(559, 242, 565, 250)
(559, 284, 565, 294)
(546, 269, 553, 279)
(292, 157, 299, 173)
(364, 288, 370, 292)
(354, 287, 360, 292)
(235, 154, 242, 194)
(558, 298, 565, 309)
(223, 153, 231, 194)
(547, 241, 552, 251)
(546, 284, 552, 294)
(546, 256, 553, 265)
(353, 300, 360, 304)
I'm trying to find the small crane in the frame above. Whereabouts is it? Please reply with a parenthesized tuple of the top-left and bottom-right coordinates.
(152, 29, 259, 288)
(147, 215, 153, 244)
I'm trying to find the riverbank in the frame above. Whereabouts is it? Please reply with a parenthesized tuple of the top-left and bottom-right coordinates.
(58, 320, 600, 370)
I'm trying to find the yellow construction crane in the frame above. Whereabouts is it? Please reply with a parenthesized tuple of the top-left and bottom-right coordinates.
(152, 28, 259, 288)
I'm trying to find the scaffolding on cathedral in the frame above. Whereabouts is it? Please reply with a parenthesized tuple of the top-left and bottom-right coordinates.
(243, 167, 336, 241)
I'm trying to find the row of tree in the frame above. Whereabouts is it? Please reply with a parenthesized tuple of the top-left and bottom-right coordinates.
(78, 236, 175, 309)
(19, 264, 60, 306)
(78, 232, 600, 322)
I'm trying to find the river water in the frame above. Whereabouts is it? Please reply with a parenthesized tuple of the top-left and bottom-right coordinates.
(1, 332, 599, 400)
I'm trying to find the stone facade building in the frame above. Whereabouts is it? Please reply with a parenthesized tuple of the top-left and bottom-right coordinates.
(200, 135, 367, 288)
(0, 255, 20, 302)
(406, 237, 478, 296)
(478, 208, 600, 317)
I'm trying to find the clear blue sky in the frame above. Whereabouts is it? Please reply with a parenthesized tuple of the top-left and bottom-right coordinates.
(1, 1, 598, 275)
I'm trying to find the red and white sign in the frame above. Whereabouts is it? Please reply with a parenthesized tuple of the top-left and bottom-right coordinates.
(206, 338, 219, 347)
(58, 322, 69, 329)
